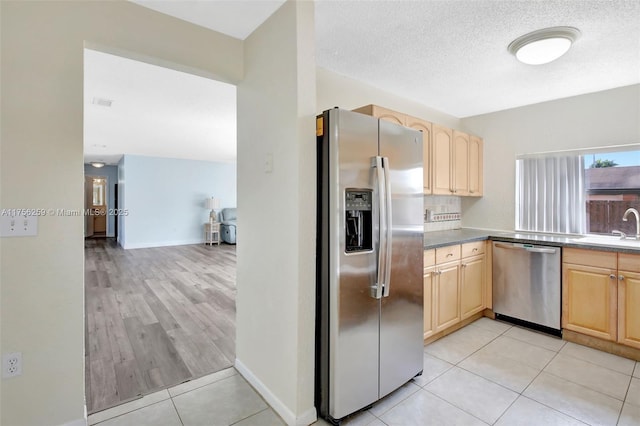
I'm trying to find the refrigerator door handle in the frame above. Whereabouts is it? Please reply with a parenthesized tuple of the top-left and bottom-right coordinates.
(382, 157, 393, 297)
(373, 155, 386, 300)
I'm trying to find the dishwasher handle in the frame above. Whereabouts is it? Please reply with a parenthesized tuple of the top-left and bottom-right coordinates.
(494, 242, 557, 254)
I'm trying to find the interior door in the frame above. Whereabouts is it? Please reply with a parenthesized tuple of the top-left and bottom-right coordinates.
(84, 176, 94, 237)
(91, 177, 107, 233)
(378, 120, 424, 398)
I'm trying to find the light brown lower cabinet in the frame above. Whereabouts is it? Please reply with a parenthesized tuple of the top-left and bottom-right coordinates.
(423, 241, 487, 340)
(460, 254, 485, 320)
(562, 248, 640, 349)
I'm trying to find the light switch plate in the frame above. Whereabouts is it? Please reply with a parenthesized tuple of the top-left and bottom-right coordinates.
(0, 214, 38, 237)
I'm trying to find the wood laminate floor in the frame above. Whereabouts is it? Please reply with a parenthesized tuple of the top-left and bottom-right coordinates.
(84, 238, 236, 414)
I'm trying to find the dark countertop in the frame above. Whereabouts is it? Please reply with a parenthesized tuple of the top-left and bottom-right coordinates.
(424, 228, 640, 254)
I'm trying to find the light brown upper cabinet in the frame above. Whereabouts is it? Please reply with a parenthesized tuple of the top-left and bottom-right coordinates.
(352, 104, 405, 126)
(406, 116, 432, 195)
(451, 131, 484, 197)
(453, 131, 470, 195)
(469, 135, 484, 196)
(432, 124, 453, 195)
(353, 105, 433, 195)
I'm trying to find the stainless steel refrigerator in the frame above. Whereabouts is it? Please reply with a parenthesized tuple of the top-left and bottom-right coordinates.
(315, 108, 424, 424)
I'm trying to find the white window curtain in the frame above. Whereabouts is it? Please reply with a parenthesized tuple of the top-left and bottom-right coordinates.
(516, 154, 586, 234)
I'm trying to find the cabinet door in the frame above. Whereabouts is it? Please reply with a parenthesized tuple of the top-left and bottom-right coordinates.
(353, 104, 405, 126)
(406, 116, 432, 195)
(452, 131, 469, 195)
(618, 270, 640, 349)
(432, 124, 452, 195)
(434, 262, 460, 332)
(469, 135, 483, 196)
(424, 267, 435, 340)
(460, 254, 485, 320)
(562, 262, 617, 341)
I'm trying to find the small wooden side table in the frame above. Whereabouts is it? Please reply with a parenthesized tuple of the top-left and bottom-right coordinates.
(204, 221, 221, 246)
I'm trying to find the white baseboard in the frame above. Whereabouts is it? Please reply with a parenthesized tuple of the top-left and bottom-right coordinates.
(122, 239, 203, 249)
(234, 359, 317, 426)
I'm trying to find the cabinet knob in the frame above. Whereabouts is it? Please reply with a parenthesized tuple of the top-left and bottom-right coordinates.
(610, 274, 617, 279)
(619, 275, 625, 281)
(446, 253, 453, 257)
(472, 248, 478, 252)
(461, 263, 467, 268)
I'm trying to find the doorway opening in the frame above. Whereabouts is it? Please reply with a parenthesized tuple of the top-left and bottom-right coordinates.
(83, 47, 238, 414)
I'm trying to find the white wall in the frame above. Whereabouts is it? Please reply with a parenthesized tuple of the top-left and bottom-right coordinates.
(0, 2, 242, 425)
(121, 155, 236, 249)
(317, 67, 462, 129)
(236, 1, 317, 424)
(461, 84, 640, 231)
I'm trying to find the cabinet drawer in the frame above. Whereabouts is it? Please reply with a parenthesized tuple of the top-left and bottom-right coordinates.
(436, 245, 461, 264)
(462, 241, 485, 258)
(619, 252, 640, 273)
(424, 250, 436, 268)
(563, 247, 616, 269)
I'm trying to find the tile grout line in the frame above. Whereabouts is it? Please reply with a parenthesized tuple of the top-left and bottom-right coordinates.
(521, 349, 622, 425)
(168, 394, 185, 426)
(421, 387, 491, 425)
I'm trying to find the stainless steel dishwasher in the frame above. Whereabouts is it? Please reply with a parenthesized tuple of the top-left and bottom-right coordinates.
(492, 241, 561, 334)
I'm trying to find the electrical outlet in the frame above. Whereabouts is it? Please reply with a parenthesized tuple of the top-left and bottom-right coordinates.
(2, 352, 22, 378)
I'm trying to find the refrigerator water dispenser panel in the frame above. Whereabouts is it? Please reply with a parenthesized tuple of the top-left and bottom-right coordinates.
(345, 189, 373, 253)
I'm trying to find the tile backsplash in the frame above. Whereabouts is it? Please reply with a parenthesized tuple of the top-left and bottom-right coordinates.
(424, 195, 462, 232)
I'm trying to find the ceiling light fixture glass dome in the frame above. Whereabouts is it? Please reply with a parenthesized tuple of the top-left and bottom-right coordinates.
(508, 26, 581, 65)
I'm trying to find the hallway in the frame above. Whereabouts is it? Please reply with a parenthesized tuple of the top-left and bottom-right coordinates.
(85, 238, 236, 413)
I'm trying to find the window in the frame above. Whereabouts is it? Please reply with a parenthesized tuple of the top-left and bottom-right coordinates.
(585, 150, 640, 235)
(516, 146, 640, 235)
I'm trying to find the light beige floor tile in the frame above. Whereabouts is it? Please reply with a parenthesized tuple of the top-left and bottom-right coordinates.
(503, 326, 565, 352)
(424, 325, 500, 364)
(524, 372, 622, 426)
(172, 374, 267, 425)
(411, 352, 454, 387)
(168, 367, 237, 397)
(633, 362, 640, 378)
(92, 400, 181, 426)
(379, 389, 486, 426)
(494, 396, 586, 426)
(459, 350, 540, 393)
(477, 335, 556, 370)
(619, 402, 640, 426)
(88, 390, 170, 425)
(233, 408, 285, 426)
(560, 342, 635, 375)
(311, 418, 332, 425)
(425, 366, 517, 424)
(544, 353, 631, 400)
(368, 381, 421, 417)
(366, 420, 386, 426)
(469, 317, 512, 334)
(626, 377, 640, 407)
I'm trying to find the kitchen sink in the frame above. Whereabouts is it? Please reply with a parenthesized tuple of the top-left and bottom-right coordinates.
(570, 235, 640, 249)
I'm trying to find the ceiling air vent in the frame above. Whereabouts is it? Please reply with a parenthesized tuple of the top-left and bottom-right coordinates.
(92, 97, 113, 107)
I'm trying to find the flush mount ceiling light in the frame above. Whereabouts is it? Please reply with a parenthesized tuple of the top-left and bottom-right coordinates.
(508, 26, 580, 65)
(90, 161, 105, 168)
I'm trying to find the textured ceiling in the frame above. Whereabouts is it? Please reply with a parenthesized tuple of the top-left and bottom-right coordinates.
(84, 49, 236, 165)
(315, 0, 640, 117)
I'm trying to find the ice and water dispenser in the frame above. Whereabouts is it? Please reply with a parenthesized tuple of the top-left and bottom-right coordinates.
(345, 190, 373, 253)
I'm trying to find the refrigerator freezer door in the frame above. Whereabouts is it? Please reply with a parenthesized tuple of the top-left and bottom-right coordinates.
(326, 109, 381, 418)
(378, 120, 424, 398)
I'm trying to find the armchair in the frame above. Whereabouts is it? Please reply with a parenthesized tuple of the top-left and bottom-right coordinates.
(220, 208, 237, 244)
